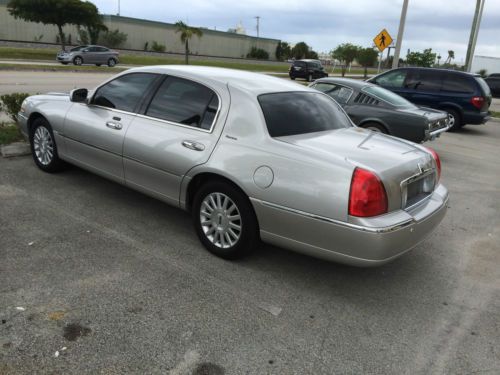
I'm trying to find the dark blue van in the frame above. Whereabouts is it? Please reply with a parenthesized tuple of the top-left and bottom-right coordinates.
(368, 68, 492, 130)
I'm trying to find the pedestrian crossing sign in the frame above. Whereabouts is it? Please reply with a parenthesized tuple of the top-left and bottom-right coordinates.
(373, 29, 393, 52)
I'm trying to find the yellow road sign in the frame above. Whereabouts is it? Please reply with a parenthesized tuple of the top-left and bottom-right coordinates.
(373, 29, 393, 52)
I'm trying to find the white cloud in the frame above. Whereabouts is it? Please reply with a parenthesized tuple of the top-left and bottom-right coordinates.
(90, 0, 500, 59)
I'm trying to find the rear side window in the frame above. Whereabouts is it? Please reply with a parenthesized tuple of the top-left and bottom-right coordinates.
(92, 73, 158, 112)
(146, 76, 219, 130)
(441, 73, 474, 93)
(406, 70, 442, 92)
(313, 83, 353, 104)
(258, 92, 352, 137)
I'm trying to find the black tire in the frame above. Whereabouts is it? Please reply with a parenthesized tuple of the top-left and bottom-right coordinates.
(73, 56, 83, 66)
(445, 108, 463, 131)
(361, 122, 388, 134)
(95, 63, 101, 67)
(290, 76, 296, 80)
(192, 181, 259, 260)
(107, 58, 116, 67)
(29, 118, 66, 173)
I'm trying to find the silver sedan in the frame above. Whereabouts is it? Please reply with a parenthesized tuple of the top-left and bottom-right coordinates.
(18, 66, 448, 266)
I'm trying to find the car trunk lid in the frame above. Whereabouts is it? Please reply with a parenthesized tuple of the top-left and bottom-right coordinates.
(276, 127, 438, 211)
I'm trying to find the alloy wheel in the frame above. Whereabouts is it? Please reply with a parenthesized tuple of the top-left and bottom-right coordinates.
(199, 192, 242, 249)
(33, 126, 54, 165)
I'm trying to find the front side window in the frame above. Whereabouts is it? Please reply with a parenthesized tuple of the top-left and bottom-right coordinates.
(146, 76, 219, 130)
(258, 92, 352, 137)
(374, 70, 407, 88)
(92, 73, 158, 112)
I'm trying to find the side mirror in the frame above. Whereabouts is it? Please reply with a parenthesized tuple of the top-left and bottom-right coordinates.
(70, 88, 88, 103)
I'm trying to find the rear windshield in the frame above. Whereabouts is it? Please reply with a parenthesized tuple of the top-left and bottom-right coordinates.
(258, 92, 352, 137)
(362, 86, 415, 107)
(475, 77, 491, 96)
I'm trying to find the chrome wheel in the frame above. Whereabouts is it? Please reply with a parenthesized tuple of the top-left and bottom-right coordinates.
(200, 192, 242, 249)
(447, 113, 455, 128)
(33, 126, 54, 166)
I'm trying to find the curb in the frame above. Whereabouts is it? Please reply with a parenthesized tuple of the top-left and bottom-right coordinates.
(489, 117, 500, 123)
(1, 142, 30, 157)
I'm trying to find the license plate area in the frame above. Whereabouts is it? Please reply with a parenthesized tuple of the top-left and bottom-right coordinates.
(402, 170, 436, 209)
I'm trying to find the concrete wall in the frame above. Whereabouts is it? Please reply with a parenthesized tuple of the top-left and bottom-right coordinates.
(471, 56, 500, 75)
(0, 4, 279, 60)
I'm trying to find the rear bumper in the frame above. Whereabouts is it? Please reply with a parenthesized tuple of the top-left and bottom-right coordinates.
(251, 184, 448, 266)
(424, 123, 450, 141)
(463, 111, 490, 125)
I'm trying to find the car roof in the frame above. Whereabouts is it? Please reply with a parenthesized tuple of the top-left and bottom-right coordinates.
(392, 67, 480, 77)
(314, 77, 370, 90)
(124, 65, 312, 95)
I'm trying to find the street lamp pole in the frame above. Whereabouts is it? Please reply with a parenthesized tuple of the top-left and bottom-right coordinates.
(117, 0, 120, 16)
(392, 0, 409, 69)
(465, 0, 485, 72)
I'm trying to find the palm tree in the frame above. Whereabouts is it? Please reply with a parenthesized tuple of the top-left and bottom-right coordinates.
(444, 50, 455, 65)
(174, 21, 203, 65)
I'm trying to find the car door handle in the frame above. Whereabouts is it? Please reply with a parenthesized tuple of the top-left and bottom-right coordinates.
(182, 140, 205, 151)
(106, 121, 122, 130)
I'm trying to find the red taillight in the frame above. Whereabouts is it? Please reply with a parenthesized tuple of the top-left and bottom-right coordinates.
(470, 96, 484, 109)
(348, 168, 388, 217)
(425, 147, 441, 181)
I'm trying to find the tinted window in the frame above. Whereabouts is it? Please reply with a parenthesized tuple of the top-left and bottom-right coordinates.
(475, 77, 491, 96)
(93, 73, 158, 112)
(294, 61, 306, 68)
(70, 45, 87, 52)
(406, 70, 442, 91)
(146, 76, 218, 129)
(96, 47, 109, 52)
(374, 70, 407, 88)
(363, 86, 415, 107)
(441, 73, 474, 93)
(313, 83, 352, 104)
(258, 92, 352, 137)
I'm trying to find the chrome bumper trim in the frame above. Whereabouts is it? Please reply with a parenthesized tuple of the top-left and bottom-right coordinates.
(250, 198, 415, 234)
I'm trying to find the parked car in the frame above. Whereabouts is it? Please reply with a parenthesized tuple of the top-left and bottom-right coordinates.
(309, 78, 449, 143)
(18, 66, 448, 266)
(56, 45, 120, 67)
(368, 68, 492, 130)
(289, 59, 328, 82)
(484, 73, 500, 97)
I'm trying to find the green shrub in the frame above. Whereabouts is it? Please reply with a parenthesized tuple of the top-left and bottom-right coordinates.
(0, 93, 30, 123)
(247, 47, 269, 60)
(98, 29, 128, 48)
(151, 41, 166, 53)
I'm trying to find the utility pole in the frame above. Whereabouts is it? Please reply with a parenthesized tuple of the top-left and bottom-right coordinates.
(392, 0, 409, 69)
(254, 16, 260, 38)
(465, 0, 485, 72)
(117, 0, 120, 16)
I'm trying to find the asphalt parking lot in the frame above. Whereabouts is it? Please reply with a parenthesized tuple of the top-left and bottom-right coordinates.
(1, 110, 499, 374)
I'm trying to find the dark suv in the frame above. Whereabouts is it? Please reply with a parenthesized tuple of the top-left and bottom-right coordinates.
(368, 68, 491, 130)
(484, 73, 500, 97)
(289, 60, 328, 82)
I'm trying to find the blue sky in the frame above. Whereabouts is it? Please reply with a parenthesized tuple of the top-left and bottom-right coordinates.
(90, 0, 500, 61)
